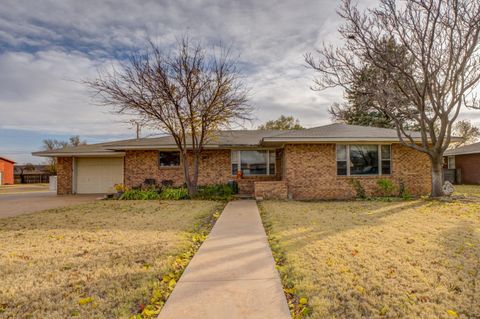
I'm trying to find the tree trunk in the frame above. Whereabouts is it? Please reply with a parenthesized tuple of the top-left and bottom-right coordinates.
(430, 156, 444, 198)
(181, 151, 198, 196)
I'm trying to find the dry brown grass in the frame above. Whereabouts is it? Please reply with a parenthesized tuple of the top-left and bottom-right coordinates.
(0, 200, 222, 319)
(260, 197, 480, 319)
(454, 184, 480, 197)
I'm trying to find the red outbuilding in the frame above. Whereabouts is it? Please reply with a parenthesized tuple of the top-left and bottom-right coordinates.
(0, 156, 15, 185)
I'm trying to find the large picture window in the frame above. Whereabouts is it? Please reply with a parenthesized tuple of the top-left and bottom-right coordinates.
(336, 144, 391, 176)
(231, 150, 276, 176)
(159, 151, 180, 167)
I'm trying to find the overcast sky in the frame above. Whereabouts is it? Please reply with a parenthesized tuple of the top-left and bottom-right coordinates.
(1, 0, 479, 164)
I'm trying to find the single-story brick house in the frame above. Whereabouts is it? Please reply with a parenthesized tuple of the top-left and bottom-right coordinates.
(0, 156, 15, 185)
(444, 142, 480, 184)
(33, 123, 432, 199)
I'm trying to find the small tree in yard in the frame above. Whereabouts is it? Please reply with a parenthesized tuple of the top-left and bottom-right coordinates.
(258, 115, 304, 130)
(88, 38, 251, 195)
(306, 0, 480, 197)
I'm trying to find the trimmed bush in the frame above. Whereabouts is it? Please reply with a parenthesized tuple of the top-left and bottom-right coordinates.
(160, 187, 190, 200)
(119, 189, 160, 200)
(196, 183, 237, 200)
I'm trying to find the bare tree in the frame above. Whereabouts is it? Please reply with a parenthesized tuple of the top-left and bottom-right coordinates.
(451, 120, 480, 148)
(87, 38, 251, 195)
(42, 136, 87, 174)
(306, 0, 480, 197)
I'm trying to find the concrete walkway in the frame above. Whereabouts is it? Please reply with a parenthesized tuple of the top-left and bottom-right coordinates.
(158, 200, 291, 319)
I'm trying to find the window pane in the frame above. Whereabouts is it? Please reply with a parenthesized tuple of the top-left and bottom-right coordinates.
(337, 161, 347, 176)
(269, 151, 276, 175)
(349, 145, 378, 175)
(231, 151, 239, 175)
(381, 145, 391, 160)
(159, 151, 180, 167)
(241, 151, 267, 175)
(336, 145, 347, 161)
(448, 156, 455, 169)
(232, 163, 238, 175)
(381, 160, 391, 175)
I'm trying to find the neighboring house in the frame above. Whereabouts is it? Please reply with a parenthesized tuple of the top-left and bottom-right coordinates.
(444, 142, 480, 184)
(14, 165, 53, 184)
(33, 123, 432, 199)
(0, 156, 15, 185)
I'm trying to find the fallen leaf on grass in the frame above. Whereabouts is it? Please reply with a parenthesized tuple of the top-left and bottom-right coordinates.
(447, 309, 459, 317)
(78, 297, 93, 306)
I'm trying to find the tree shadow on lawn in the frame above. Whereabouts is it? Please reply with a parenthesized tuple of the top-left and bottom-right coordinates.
(1, 232, 277, 318)
(267, 200, 428, 253)
(0, 200, 220, 233)
(437, 219, 480, 318)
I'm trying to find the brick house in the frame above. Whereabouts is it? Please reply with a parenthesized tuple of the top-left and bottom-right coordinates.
(33, 123, 432, 199)
(0, 156, 15, 185)
(444, 142, 480, 184)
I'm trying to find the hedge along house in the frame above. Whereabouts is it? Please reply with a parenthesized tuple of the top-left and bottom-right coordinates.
(33, 123, 432, 199)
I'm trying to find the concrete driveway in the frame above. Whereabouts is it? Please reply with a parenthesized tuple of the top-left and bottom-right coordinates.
(0, 192, 99, 218)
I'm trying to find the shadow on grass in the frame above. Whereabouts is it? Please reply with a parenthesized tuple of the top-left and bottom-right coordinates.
(263, 200, 428, 252)
(438, 220, 480, 318)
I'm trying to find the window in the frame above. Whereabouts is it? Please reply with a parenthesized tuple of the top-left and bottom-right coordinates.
(159, 151, 180, 167)
(381, 145, 391, 175)
(231, 150, 276, 176)
(336, 144, 391, 176)
(336, 145, 347, 176)
(448, 156, 455, 169)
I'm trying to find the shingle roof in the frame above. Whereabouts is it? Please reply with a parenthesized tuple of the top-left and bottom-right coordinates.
(106, 130, 285, 150)
(444, 142, 480, 156)
(32, 124, 428, 157)
(0, 156, 15, 163)
(262, 123, 423, 142)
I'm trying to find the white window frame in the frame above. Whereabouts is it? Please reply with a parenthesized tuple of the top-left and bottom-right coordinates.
(231, 150, 276, 176)
(336, 144, 392, 176)
(447, 156, 455, 169)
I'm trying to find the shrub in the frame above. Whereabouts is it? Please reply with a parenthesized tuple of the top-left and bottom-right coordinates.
(119, 189, 160, 200)
(377, 178, 396, 197)
(349, 179, 366, 199)
(196, 183, 237, 200)
(398, 179, 412, 199)
(160, 187, 190, 200)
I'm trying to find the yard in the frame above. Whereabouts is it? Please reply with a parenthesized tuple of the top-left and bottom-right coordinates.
(0, 200, 223, 318)
(260, 185, 480, 319)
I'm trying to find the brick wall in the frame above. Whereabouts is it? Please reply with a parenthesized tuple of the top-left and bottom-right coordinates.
(57, 157, 73, 195)
(254, 181, 288, 199)
(124, 149, 280, 194)
(0, 159, 14, 185)
(455, 154, 480, 184)
(283, 143, 432, 200)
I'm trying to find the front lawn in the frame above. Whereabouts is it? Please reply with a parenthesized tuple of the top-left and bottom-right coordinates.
(260, 197, 480, 319)
(0, 200, 223, 318)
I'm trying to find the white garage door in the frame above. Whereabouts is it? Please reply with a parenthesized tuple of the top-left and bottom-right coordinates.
(76, 157, 124, 194)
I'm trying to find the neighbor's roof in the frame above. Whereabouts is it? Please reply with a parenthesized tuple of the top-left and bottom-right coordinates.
(0, 156, 15, 164)
(32, 123, 427, 157)
(14, 165, 52, 175)
(444, 142, 480, 156)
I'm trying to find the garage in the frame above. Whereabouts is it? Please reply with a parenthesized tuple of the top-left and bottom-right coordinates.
(75, 157, 124, 194)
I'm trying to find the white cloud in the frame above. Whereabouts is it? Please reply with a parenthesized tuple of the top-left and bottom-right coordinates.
(0, 0, 479, 139)
(0, 50, 133, 135)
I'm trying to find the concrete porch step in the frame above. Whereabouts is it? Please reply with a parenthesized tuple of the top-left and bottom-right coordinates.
(233, 193, 254, 199)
